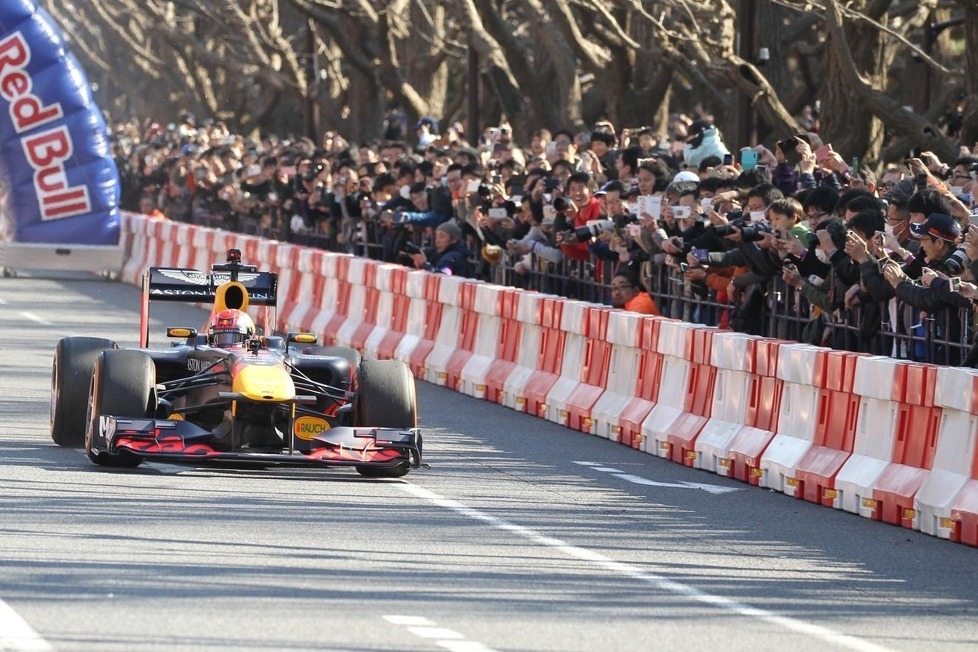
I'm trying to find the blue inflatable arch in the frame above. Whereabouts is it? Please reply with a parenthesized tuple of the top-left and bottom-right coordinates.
(0, 0, 119, 247)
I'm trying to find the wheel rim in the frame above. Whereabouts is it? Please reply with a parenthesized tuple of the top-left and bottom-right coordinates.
(50, 355, 59, 433)
(84, 373, 97, 454)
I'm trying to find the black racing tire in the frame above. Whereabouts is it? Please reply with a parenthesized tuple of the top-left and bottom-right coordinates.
(51, 337, 116, 447)
(355, 359, 417, 479)
(303, 346, 362, 369)
(85, 350, 155, 468)
(356, 462, 410, 479)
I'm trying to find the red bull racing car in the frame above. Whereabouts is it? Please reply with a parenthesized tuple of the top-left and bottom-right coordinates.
(50, 249, 422, 478)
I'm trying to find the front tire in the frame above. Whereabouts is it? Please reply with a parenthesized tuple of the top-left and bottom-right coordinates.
(355, 359, 417, 478)
(303, 346, 362, 369)
(51, 337, 116, 447)
(85, 350, 155, 468)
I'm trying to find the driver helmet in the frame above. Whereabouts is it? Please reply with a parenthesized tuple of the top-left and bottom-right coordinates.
(209, 309, 256, 347)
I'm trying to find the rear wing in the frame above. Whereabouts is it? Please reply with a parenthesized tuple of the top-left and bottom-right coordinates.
(139, 250, 278, 347)
(143, 267, 278, 305)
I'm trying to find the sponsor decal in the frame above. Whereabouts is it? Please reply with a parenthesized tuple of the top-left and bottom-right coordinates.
(150, 288, 211, 297)
(187, 358, 212, 373)
(294, 416, 330, 440)
(0, 32, 92, 221)
(98, 415, 115, 439)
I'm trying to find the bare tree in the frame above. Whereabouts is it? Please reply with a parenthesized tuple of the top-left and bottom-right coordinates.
(40, 0, 976, 167)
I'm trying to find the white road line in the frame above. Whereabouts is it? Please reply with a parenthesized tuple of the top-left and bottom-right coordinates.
(19, 312, 52, 326)
(399, 483, 894, 652)
(0, 598, 52, 651)
(383, 615, 434, 626)
(437, 642, 495, 652)
(573, 461, 741, 494)
(385, 615, 497, 652)
(407, 627, 465, 639)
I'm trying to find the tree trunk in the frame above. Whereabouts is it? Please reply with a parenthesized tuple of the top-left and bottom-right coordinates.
(959, 0, 978, 148)
(823, 0, 957, 163)
(821, 1, 886, 162)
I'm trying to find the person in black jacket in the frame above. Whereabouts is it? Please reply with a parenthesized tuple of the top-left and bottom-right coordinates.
(408, 220, 473, 277)
(882, 213, 971, 364)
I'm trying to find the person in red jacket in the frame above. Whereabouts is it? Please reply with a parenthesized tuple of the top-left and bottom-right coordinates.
(556, 172, 603, 261)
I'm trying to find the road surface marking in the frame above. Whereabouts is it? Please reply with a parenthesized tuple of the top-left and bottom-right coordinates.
(383, 615, 434, 626)
(399, 483, 894, 652)
(408, 627, 465, 639)
(0, 598, 52, 651)
(574, 461, 741, 494)
(19, 312, 52, 326)
(384, 615, 496, 652)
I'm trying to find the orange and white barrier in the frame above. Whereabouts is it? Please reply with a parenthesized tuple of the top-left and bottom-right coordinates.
(591, 311, 647, 439)
(542, 301, 601, 429)
(788, 350, 864, 504)
(363, 264, 411, 360)
(694, 332, 756, 473)
(336, 258, 380, 351)
(497, 292, 546, 410)
(615, 317, 666, 449)
(519, 297, 570, 417)
(422, 276, 471, 386)
(758, 344, 823, 492)
(457, 285, 507, 399)
(645, 323, 717, 466)
(725, 338, 786, 484)
(395, 273, 443, 378)
(317, 255, 353, 343)
(916, 367, 978, 540)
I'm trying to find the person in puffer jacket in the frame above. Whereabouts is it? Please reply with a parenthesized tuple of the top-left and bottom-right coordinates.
(683, 119, 731, 169)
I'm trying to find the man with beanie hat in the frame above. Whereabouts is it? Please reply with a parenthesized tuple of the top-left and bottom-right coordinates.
(408, 220, 473, 277)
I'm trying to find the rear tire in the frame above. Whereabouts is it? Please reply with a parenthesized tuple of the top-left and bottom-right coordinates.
(355, 359, 417, 478)
(85, 350, 155, 468)
(51, 337, 116, 447)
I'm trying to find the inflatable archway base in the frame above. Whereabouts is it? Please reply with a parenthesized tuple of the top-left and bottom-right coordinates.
(0, 1, 122, 271)
(0, 240, 123, 276)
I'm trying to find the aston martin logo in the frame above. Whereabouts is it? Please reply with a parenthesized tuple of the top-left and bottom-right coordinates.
(159, 269, 210, 285)
(157, 269, 260, 284)
(214, 272, 260, 284)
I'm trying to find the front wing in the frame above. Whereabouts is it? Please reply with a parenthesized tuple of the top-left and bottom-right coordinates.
(92, 416, 422, 470)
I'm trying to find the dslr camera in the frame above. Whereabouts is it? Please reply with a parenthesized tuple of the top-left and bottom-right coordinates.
(944, 247, 971, 275)
(739, 221, 772, 243)
(712, 215, 746, 237)
(573, 220, 615, 241)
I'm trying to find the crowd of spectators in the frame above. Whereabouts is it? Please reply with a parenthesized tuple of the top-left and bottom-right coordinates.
(111, 108, 978, 367)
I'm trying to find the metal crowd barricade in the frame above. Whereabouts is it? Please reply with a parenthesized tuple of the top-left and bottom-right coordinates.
(187, 212, 975, 366)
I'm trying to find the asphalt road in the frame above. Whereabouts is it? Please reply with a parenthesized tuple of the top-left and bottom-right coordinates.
(1, 271, 977, 652)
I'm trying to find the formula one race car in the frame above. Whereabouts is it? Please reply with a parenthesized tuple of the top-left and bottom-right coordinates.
(50, 249, 422, 478)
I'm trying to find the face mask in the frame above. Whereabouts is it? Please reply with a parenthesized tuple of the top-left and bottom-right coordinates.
(750, 211, 766, 222)
(884, 223, 895, 236)
(399, 184, 411, 200)
(815, 248, 831, 264)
